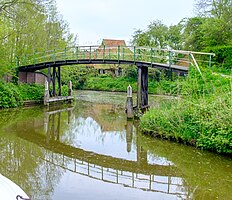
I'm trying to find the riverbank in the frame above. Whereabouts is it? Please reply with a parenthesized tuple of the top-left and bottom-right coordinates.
(140, 68, 232, 154)
(0, 81, 71, 109)
(83, 75, 185, 95)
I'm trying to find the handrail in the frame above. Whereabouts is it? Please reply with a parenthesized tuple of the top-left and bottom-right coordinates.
(17, 45, 214, 70)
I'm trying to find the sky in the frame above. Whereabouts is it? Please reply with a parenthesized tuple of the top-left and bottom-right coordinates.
(56, 0, 195, 46)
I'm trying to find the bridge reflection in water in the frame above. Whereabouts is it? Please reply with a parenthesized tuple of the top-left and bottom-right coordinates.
(15, 105, 188, 199)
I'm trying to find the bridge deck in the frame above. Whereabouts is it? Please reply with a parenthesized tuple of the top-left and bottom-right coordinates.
(18, 59, 189, 73)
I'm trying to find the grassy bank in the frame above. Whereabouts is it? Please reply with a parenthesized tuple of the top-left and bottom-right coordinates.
(140, 68, 232, 154)
(83, 74, 186, 95)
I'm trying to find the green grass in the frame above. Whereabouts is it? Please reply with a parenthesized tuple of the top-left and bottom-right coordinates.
(140, 67, 232, 154)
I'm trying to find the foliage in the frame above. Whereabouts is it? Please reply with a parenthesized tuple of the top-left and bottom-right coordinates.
(132, 0, 232, 58)
(61, 65, 98, 89)
(0, 82, 45, 108)
(17, 84, 44, 101)
(83, 76, 137, 92)
(140, 67, 232, 154)
(123, 65, 138, 80)
(0, 0, 77, 77)
(205, 45, 232, 70)
(0, 82, 22, 108)
(132, 20, 182, 49)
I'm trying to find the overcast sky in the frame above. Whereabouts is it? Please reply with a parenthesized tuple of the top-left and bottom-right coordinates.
(56, 0, 195, 45)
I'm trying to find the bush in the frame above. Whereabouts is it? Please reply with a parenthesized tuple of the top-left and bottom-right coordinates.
(140, 67, 232, 154)
(0, 82, 22, 108)
(83, 77, 137, 92)
(17, 84, 44, 101)
(140, 92, 232, 154)
(0, 82, 45, 108)
(205, 45, 232, 70)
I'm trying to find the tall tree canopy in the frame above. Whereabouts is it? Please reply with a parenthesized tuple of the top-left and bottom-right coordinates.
(0, 0, 77, 77)
(132, 0, 232, 51)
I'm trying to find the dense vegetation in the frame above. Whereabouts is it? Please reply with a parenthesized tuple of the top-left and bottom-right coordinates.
(0, 82, 44, 108)
(132, 0, 232, 71)
(0, 0, 76, 79)
(140, 68, 231, 154)
(0, 0, 75, 108)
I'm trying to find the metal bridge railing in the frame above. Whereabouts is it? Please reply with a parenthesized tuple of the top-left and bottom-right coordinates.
(42, 150, 190, 198)
(18, 46, 215, 70)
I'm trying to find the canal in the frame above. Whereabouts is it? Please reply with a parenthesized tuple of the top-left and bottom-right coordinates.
(0, 90, 231, 200)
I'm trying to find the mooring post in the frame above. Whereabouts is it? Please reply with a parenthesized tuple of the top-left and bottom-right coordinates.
(126, 84, 134, 119)
(68, 80, 73, 96)
(137, 66, 148, 111)
(44, 79, 49, 106)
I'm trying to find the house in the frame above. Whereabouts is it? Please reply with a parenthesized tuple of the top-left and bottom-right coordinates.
(87, 39, 127, 76)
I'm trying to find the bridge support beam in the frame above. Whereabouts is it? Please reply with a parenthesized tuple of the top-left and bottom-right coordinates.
(48, 66, 61, 97)
(137, 66, 148, 110)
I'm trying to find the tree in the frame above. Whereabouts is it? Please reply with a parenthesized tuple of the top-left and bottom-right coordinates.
(0, 0, 77, 78)
(194, 0, 232, 18)
(147, 20, 169, 48)
(167, 23, 183, 50)
(132, 20, 169, 49)
(132, 29, 150, 46)
(182, 17, 206, 50)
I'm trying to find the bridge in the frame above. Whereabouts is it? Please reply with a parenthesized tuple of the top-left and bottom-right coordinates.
(17, 45, 214, 108)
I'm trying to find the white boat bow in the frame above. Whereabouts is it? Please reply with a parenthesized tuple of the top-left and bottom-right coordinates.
(0, 174, 30, 200)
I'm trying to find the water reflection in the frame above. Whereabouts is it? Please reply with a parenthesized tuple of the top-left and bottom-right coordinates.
(0, 91, 231, 200)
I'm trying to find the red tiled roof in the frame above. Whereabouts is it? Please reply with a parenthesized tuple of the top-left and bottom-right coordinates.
(102, 39, 126, 47)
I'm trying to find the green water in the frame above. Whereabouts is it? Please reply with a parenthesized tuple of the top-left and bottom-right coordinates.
(0, 90, 231, 200)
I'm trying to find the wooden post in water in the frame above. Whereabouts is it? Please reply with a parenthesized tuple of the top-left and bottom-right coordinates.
(126, 85, 134, 119)
(68, 80, 73, 96)
(44, 79, 49, 106)
(137, 66, 148, 110)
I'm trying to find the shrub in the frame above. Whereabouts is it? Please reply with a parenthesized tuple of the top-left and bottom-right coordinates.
(0, 82, 22, 108)
(140, 67, 232, 154)
(205, 45, 232, 70)
(17, 84, 44, 100)
(140, 92, 232, 154)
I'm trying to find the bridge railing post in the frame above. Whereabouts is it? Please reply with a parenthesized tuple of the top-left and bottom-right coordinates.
(134, 46, 136, 63)
(89, 46, 92, 60)
(150, 48, 153, 66)
(103, 45, 105, 62)
(33, 52, 36, 65)
(53, 49, 56, 63)
(64, 47, 67, 60)
(118, 46, 120, 62)
(76, 47, 78, 62)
